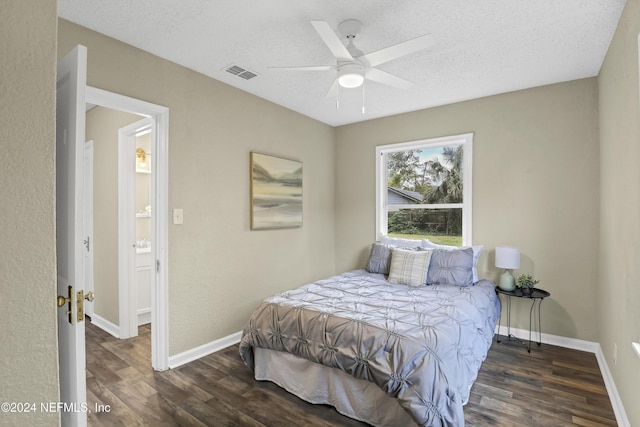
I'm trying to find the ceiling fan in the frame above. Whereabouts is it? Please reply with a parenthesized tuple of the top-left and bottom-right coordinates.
(270, 19, 434, 97)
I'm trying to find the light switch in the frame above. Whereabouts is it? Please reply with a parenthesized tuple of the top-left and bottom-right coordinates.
(173, 209, 183, 225)
(633, 342, 640, 359)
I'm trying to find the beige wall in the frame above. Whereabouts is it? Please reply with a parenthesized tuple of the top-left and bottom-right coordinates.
(0, 0, 60, 425)
(86, 106, 143, 326)
(335, 78, 601, 341)
(58, 19, 336, 355)
(598, 0, 640, 425)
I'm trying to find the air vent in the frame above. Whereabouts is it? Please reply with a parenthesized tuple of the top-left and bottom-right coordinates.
(223, 64, 259, 81)
(238, 70, 257, 80)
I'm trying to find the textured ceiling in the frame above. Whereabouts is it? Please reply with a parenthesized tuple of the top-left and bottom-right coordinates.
(58, 0, 626, 127)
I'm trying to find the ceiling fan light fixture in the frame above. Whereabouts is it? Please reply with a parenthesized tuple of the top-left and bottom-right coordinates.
(337, 63, 364, 88)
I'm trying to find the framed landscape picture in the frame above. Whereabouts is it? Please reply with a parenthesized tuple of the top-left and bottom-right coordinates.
(250, 152, 303, 229)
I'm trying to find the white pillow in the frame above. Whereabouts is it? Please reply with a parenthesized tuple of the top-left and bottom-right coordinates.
(388, 248, 433, 286)
(421, 239, 483, 283)
(381, 236, 423, 249)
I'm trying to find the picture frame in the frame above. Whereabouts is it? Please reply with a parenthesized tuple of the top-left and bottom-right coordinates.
(250, 152, 303, 229)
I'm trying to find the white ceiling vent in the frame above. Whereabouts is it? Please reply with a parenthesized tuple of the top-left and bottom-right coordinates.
(224, 64, 258, 80)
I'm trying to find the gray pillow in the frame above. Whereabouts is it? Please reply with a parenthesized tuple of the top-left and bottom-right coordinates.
(426, 248, 474, 286)
(365, 242, 394, 274)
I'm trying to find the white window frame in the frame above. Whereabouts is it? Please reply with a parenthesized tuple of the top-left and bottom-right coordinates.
(375, 133, 473, 245)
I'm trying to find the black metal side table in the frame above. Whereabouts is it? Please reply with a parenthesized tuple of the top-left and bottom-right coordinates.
(495, 286, 551, 352)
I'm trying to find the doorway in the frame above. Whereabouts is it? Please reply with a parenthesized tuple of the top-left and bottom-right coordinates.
(85, 86, 169, 371)
(85, 107, 145, 337)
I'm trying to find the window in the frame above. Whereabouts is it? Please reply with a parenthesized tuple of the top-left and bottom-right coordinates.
(376, 133, 473, 246)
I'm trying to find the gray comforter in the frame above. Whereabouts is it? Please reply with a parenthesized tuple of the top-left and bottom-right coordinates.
(239, 270, 501, 427)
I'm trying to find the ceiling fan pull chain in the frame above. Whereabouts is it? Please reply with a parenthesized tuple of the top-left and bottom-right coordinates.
(336, 82, 340, 109)
(362, 81, 366, 114)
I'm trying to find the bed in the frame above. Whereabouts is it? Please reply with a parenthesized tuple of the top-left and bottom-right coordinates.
(239, 240, 501, 427)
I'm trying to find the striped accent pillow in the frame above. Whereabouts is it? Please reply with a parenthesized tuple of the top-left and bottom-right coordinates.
(388, 248, 433, 286)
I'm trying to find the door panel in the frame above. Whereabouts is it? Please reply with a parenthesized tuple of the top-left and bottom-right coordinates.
(56, 45, 88, 427)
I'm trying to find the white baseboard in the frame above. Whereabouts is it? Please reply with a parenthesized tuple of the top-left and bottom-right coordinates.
(89, 313, 120, 338)
(168, 331, 243, 369)
(495, 324, 599, 353)
(495, 325, 630, 427)
(137, 308, 151, 326)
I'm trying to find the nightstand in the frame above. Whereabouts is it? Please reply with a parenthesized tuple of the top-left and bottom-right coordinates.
(495, 286, 550, 352)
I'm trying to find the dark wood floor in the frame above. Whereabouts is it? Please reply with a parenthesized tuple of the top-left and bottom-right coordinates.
(86, 319, 617, 426)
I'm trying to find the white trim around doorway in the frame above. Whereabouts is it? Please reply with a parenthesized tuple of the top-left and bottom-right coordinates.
(85, 86, 169, 371)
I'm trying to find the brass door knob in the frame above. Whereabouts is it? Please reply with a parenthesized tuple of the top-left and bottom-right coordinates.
(57, 295, 71, 307)
(84, 291, 94, 302)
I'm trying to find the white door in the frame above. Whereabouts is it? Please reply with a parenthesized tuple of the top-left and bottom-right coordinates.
(56, 45, 88, 427)
(83, 140, 94, 317)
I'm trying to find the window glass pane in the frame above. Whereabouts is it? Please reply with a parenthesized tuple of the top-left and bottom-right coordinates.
(387, 208, 462, 246)
(377, 133, 472, 245)
(387, 145, 463, 204)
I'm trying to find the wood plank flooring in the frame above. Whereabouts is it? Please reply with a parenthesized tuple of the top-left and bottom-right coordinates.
(86, 319, 617, 426)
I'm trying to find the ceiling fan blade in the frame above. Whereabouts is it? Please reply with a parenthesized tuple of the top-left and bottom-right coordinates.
(325, 79, 338, 98)
(268, 65, 335, 71)
(360, 34, 434, 68)
(365, 68, 413, 89)
(311, 21, 353, 62)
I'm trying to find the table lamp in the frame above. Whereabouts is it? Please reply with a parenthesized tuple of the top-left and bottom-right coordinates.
(495, 246, 520, 291)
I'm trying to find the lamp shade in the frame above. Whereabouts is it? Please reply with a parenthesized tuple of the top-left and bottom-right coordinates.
(495, 246, 520, 269)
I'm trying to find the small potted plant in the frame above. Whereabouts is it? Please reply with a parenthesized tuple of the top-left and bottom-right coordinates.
(517, 274, 539, 296)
